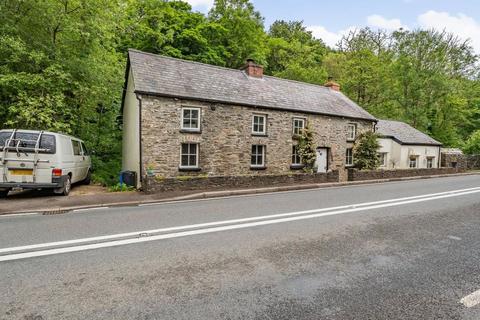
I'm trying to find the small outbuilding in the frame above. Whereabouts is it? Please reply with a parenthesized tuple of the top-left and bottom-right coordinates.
(375, 120, 442, 169)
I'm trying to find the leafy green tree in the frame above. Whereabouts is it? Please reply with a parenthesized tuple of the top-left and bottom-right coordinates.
(297, 124, 317, 172)
(463, 130, 480, 155)
(353, 131, 381, 170)
(208, 0, 268, 68)
(119, 0, 228, 65)
(266, 20, 328, 84)
(0, 0, 124, 184)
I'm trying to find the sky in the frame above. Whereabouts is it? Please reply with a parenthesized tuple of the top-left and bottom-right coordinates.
(186, 0, 480, 53)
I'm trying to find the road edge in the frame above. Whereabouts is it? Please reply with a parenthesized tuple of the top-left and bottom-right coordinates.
(1, 171, 479, 216)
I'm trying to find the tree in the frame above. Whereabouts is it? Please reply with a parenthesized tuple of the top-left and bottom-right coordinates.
(0, 0, 124, 185)
(353, 131, 381, 170)
(463, 130, 480, 155)
(266, 20, 328, 85)
(297, 124, 317, 172)
(119, 0, 228, 66)
(208, 0, 268, 68)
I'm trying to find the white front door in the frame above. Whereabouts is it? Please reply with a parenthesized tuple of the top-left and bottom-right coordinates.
(316, 148, 328, 173)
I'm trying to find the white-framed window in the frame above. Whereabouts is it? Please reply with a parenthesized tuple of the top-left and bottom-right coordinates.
(378, 152, 387, 167)
(409, 156, 418, 168)
(181, 107, 201, 131)
(180, 143, 199, 168)
(346, 148, 354, 166)
(292, 145, 302, 165)
(292, 118, 305, 136)
(251, 145, 265, 167)
(347, 123, 356, 141)
(427, 157, 434, 168)
(252, 114, 267, 135)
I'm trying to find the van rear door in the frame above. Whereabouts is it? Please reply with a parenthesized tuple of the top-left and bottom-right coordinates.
(0, 131, 57, 184)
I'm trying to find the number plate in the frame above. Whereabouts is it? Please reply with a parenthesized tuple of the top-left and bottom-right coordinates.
(9, 169, 33, 176)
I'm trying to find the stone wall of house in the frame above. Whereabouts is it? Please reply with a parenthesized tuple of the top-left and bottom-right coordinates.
(347, 167, 465, 181)
(143, 171, 339, 193)
(140, 95, 374, 184)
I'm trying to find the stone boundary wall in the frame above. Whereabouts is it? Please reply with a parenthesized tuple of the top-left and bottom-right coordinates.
(143, 171, 339, 193)
(441, 153, 480, 170)
(348, 168, 465, 182)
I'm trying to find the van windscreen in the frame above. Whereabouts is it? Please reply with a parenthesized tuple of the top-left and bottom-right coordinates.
(0, 132, 56, 154)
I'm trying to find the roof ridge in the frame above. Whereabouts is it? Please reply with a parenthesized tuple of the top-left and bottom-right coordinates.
(129, 49, 250, 75)
(127, 49, 377, 121)
(128, 48, 335, 93)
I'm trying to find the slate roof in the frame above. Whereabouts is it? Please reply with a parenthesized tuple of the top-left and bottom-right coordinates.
(127, 49, 376, 121)
(376, 119, 442, 146)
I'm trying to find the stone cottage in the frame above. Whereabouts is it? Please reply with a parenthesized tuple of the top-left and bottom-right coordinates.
(121, 49, 376, 190)
(376, 120, 442, 169)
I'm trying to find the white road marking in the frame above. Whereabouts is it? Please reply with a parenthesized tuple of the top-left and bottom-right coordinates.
(447, 235, 462, 241)
(460, 289, 480, 308)
(72, 207, 109, 213)
(0, 187, 480, 262)
(137, 177, 476, 208)
(0, 212, 39, 218)
(2, 186, 480, 256)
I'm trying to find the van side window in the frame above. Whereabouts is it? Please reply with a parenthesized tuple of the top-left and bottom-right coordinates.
(72, 140, 81, 156)
(81, 142, 89, 156)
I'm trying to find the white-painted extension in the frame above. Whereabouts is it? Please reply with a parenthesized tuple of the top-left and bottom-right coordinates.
(1, 186, 480, 262)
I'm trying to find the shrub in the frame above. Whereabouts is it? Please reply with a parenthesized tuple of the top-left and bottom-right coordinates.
(91, 155, 121, 186)
(108, 183, 135, 192)
(353, 131, 381, 170)
(297, 124, 317, 173)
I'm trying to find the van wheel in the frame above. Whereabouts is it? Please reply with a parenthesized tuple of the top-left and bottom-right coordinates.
(54, 176, 71, 196)
(83, 170, 91, 185)
(0, 189, 9, 198)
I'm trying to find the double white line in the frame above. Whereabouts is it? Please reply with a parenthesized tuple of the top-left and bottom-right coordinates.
(1, 186, 480, 262)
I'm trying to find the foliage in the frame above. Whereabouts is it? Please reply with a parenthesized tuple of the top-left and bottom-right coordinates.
(353, 131, 381, 170)
(329, 28, 479, 147)
(463, 130, 480, 155)
(208, 0, 268, 67)
(1, 0, 479, 185)
(297, 124, 317, 172)
(108, 183, 135, 192)
(0, 0, 124, 185)
(119, 0, 228, 66)
(266, 20, 328, 84)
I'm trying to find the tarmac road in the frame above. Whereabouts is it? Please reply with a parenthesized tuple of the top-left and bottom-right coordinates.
(1, 174, 480, 319)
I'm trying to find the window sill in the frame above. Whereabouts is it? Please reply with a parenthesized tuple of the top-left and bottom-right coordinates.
(292, 134, 301, 140)
(290, 164, 305, 170)
(345, 165, 354, 168)
(251, 133, 268, 137)
(250, 166, 267, 171)
(180, 129, 201, 134)
(178, 167, 201, 172)
(346, 139, 355, 143)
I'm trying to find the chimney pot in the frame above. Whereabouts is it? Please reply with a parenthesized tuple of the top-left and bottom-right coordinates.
(241, 59, 263, 78)
(325, 80, 340, 91)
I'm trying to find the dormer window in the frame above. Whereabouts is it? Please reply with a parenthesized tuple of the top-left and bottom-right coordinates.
(181, 107, 201, 132)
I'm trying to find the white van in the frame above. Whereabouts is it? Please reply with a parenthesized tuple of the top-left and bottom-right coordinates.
(0, 129, 92, 197)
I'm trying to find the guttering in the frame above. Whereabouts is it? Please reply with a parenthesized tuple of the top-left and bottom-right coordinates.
(135, 93, 143, 186)
(133, 90, 378, 123)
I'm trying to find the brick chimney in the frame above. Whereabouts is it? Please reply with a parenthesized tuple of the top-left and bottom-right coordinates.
(241, 59, 263, 78)
(324, 78, 341, 91)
